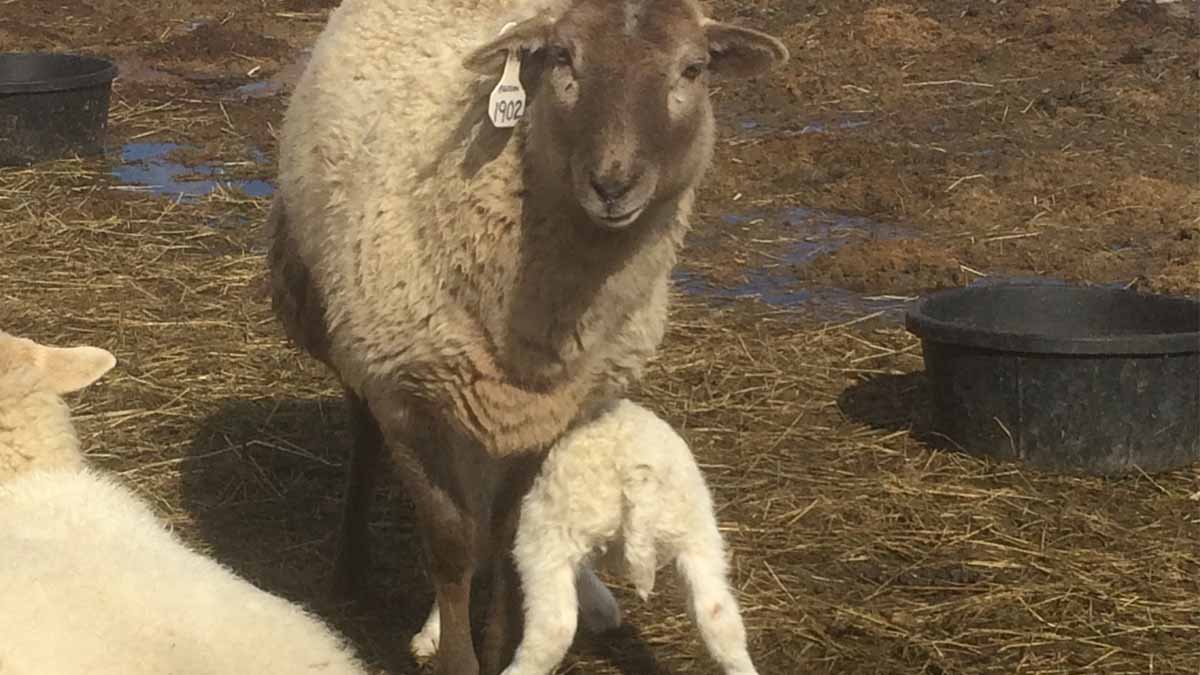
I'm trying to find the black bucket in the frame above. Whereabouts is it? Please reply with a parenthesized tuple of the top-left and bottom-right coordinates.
(0, 52, 118, 166)
(906, 282, 1200, 476)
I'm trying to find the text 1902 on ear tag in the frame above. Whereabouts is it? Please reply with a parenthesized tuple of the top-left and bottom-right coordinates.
(489, 49, 525, 128)
(488, 21, 526, 129)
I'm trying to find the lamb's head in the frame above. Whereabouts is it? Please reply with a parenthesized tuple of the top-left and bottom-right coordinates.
(464, 0, 788, 230)
(0, 329, 116, 482)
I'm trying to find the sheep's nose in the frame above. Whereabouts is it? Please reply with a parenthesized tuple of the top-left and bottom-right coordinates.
(590, 174, 633, 206)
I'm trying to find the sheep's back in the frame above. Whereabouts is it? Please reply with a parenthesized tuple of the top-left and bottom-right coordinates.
(0, 470, 366, 675)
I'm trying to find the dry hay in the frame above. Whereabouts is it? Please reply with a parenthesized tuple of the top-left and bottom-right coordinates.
(2, 111, 1199, 675)
(858, 6, 945, 52)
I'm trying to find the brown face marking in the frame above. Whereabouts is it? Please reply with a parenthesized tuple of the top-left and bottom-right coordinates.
(524, 0, 715, 230)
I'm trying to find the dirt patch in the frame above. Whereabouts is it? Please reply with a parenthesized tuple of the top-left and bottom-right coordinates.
(799, 219, 1200, 297)
(110, 54, 190, 87)
(697, 0, 1199, 305)
(800, 239, 964, 294)
(153, 23, 287, 61)
(859, 6, 946, 51)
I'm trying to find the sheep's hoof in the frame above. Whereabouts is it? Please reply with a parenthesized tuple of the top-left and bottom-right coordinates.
(410, 630, 440, 663)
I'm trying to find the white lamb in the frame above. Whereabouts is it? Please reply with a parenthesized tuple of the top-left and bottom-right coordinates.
(0, 328, 369, 675)
(414, 399, 759, 675)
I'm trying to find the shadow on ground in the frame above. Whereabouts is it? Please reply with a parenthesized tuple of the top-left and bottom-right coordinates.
(180, 396, 668, 674)
(837, 371, 941, 447)
(179, 396, 423, 672)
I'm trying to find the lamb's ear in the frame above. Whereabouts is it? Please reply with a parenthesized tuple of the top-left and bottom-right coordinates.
(462, 15, 553, 74)
(34, 344, 117, 395)
(705, 22, 790, 79)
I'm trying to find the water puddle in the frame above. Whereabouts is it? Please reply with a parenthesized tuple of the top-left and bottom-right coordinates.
(673, 268, 912, 321)
(731, 115, 873, 140)
(228, 50, 311, 100)
(676, 208, 914, 321)
(797, 118, 872, 135)
(233, 80, 281, 99)
(110, 142, 274, 201)
(723, 207, 912, 264)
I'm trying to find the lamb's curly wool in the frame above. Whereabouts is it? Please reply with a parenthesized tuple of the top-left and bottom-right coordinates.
(270, 0, 682, 455)
(0, 330, 368, 675)
(415, 399, 759, 675)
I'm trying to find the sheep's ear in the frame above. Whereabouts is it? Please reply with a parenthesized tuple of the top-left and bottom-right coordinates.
(463, 15, 553, 75)
(33, 344, 116, 395)
(705, 22, 789, 79)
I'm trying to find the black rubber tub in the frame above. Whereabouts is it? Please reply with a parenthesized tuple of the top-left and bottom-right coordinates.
(0, 52, 118, 166)
(906, 282, 1200, 475)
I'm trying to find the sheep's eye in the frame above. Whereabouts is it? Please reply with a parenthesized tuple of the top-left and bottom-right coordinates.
(548, 46, 572, 68)
(682, 62, 705, 80)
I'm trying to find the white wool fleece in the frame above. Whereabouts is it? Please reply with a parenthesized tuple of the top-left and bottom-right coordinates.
(0, 390, 84, 483)
(0, 327, 367, 675)
(0, 468, 368, 675)
(414, 399, 760, 675)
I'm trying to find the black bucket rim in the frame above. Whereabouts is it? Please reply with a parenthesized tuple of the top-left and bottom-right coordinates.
(905, 282, 1200, 356)
(0, 52, 118, 95)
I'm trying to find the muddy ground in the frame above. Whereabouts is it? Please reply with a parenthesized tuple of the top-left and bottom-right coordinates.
(2, 1, 1198, 674)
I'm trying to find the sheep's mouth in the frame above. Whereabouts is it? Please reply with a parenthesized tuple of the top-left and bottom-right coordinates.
(595, 206, 645, 229)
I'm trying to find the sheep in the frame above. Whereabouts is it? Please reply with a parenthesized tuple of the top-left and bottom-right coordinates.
(266, 0, 788, 671)
(412, 399, 759, 675)
(0, 328, 369, 675)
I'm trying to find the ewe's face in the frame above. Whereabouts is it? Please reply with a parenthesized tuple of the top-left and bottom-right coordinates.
(532, 0, 714, 229)
(464, 0, 789, 230)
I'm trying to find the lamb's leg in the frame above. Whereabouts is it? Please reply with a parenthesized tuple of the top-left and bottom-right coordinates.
(331, 388, 384, 601)
(500, 557, 582, 675)
(676, 539, 757, 675)
(498, 492, 592, 675)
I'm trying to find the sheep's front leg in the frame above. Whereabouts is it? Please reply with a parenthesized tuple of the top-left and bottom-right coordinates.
(409, 475, 477, 675)
(331, 388, 385, 601)
(365, 389, 480, 675)
(480, 451, 549, 674)
(481, 547, 526, 674)
(501, 559, 580, 675)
